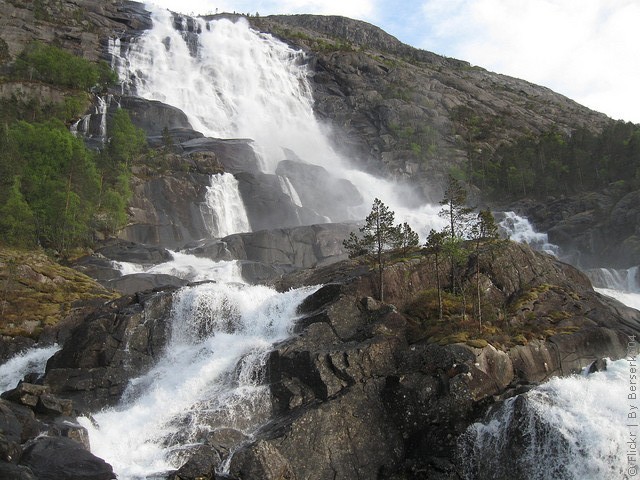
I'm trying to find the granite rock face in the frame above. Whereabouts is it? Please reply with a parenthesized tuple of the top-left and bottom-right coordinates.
(228, 247, 637, 478)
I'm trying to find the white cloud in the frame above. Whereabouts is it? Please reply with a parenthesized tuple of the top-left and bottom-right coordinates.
(418, 0, 640, 123)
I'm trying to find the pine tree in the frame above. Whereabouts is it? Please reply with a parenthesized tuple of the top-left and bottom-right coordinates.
(343, 198, 400, 302)
(394, 221, 420, 255)
(425, 229, 447, 320)
(439, 175, 474, 239)
(470, 209, 502, 329)
(438, 176, 474, 293)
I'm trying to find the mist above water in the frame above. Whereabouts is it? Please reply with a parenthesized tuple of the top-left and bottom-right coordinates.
(113, 6, 448, 237)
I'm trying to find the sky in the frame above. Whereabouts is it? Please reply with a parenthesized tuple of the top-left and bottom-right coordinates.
(149, 0, 640, 124)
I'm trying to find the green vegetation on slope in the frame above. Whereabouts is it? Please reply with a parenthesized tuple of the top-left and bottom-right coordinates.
(0, 43, 145, 254)
(12, 41, 117, 90)
(467, 121, 640, 200)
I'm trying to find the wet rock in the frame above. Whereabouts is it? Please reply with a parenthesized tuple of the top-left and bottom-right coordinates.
(117, 171, 212, 248)
(229, 440, 295, 480)
(20, 436, 115, 480)
(104, 273, 189, 295)
(96, 241, 172, 265)
(43, 291, 175, 411)
(118, 96, 193, 138)
(275, 159, 364, 221)
(235, 171, 305, 231)
(180, 137, 262, 173)
(0, 462, 36, 480)
(168, 444, 220, 480)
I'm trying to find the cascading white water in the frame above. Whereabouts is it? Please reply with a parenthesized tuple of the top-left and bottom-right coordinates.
(0, 345, 60, 393)
(588, 266, 640, 292)
(119, 6, 450, 235)
(460, 356, 636, 479)
(498, 211, 560, 256)
(278, 176, 303, 208)
(78, 281, 320, 479)
(589, 266, 640, 311)
(124, 8, 328, 172)
(111, 251, 244, 283)
(201, 173, 251, 238)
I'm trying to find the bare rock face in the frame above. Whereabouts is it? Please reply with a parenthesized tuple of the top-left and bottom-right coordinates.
(185, 223, 357, 283)
(43, 291, 175, 412)
(20, 436, 115, 480)
(0, 0, 150, 64)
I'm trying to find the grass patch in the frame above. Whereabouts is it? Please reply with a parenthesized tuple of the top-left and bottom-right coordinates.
(404, 285, 585, 350)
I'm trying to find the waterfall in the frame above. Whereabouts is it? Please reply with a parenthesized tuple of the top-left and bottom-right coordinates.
(0, 345, 60, 393)
(123, 8, 330, 172)
(70, 94, 114, 145)
(588, 266, 640, 311)
(587, 266, 640, 292)
(497, 211, 560, 256)
(78, 281, 320, 479)
(120, 6, 450, 234)
(278, 175, 303, 208)
(201, 173, 251, 238)
(459, 357, 633, 479)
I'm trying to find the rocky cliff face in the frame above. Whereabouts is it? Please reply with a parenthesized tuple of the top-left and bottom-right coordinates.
(1, 3, 639, 479)
(251, 15, 611, 195)
(0, 0, 149, 64)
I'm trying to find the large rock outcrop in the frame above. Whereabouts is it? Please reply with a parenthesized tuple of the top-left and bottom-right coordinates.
(24, 241, 639, 479)
(227, 242, 638, 478)
(185, 223, 357, 283)
(43, 290, 175, 412)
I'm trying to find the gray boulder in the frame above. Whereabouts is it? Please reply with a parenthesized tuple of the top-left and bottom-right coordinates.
(20, 436, 115, 480)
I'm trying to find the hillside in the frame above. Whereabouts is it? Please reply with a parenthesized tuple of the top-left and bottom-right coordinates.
(0, 3, 639, 479)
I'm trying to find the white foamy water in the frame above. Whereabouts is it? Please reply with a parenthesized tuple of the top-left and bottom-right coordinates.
(0, 345, 60, 393)
(461, 356, 637, 479)
(124, 8, 329, 173)
(111, 251, 244, 284)
(78, 282, 319, 479)
(498, 211, 559, 256)
(201, 173, 250, 238)
(595, 288, 640, 311)
(117, 6, 451, 234)
(146, 252, 244, 283)
(587, 266, 640, 311)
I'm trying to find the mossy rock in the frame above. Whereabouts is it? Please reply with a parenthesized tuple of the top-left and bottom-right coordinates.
(466, 338, 488, 348)
(437, 331, 470, 345)
(0, 247, 118, 338)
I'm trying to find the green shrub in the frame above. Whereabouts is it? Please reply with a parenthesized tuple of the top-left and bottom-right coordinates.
(14, 42, 115, 90)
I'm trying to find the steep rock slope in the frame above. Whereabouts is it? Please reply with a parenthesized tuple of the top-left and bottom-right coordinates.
(251, 14, 611, 194)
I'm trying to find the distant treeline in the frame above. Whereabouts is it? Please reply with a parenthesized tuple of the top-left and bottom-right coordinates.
(0, 42, 144, 254)
(468, 121, 640, 199)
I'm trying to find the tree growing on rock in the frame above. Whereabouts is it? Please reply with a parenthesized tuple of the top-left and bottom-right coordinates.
(439, 175, 474, 239)
(470, 209, 502, 329)
(343, 198, 403, 302)
(424, 229, 447, 320)
(394, 221, 420, 255)
(438, 175, 475, 295)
